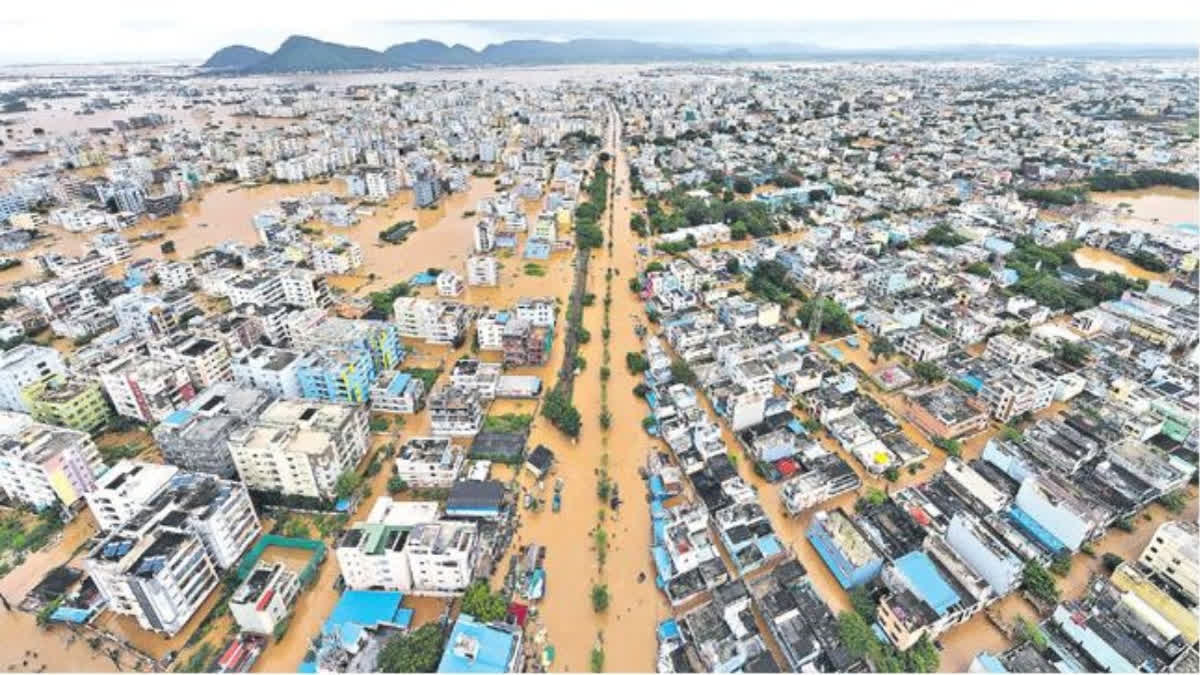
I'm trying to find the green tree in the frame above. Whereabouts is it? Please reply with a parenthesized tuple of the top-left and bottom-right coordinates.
(378, 623, 444, 673)
(461, 581, 507, 622)
(387, 477, 408, 494)
(334, 470, 363, 499)
(732, 176, 753, 194)
(913, 361, 945, 383)
(1055, 341, 1090, 366)
(670, 359, 698, 386)
(836, 611, 876, 658)
(1101, 553, 1124, 573)
(849, 586, 876, 621)
(904, 634, 940, 673)
(541, 388, 582, 437)
(1022, 561, 1060, 604)
(591, 584, 610, 612)
(869, 336, 896, 362)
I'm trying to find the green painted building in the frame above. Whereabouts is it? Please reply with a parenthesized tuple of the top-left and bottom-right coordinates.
(24, 376, 113, 434)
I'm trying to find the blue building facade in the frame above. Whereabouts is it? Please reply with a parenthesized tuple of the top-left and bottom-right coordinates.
(297, 348, 375, 404)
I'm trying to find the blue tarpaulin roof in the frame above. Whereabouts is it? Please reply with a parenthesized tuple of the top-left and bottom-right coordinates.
(164, 408, 193, 425)
(895, 551, 960, 616)
(975, 653, 1009, 673)
(653, 519, 667, 545)
(650, 498, 667, 520)
(657, 619, 680, 642)
(649, 475, 666, 497)
(410, 272, 437, 285)
(757, 536, 782, 558)
(652, 545, 672, 582)
(49, 606, 95, 624)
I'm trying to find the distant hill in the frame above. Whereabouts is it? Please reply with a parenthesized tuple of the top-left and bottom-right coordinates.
(199, 35, 1196, 74)
(200, 45, 269, 69)
(250, 35, 389, 73)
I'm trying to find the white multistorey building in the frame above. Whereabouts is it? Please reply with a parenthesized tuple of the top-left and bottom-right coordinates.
(335, 497, 479, 596)
(99, 355, 196, 424)
(466, 256, 499, 287)
(83, 469, 260, 636)
(514, 297, 556, 328)
(227, 400, 369, 499)
(436, 270, 465, 297)
(229, 563, 300, 636)
(232, 346, 303, 398)
(393, 297, 470, 346)
(1138, 520, 1199, 605)
(394, 437, 465, 488)
(0, 412, 105, 510)
(0, 344, 66, 412)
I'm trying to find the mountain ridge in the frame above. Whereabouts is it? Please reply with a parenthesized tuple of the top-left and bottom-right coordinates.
(200, 35, 1195, 73)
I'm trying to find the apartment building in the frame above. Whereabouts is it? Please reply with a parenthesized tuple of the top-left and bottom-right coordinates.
(436, 270, 464, 297)
(291, 317, 402, 375)
(514, 297, 556, 328)
(427, 385, 484, 437)
(232, 346, 302, 398)
(369, 371, 426, 414)
(978, 366, 1055, 421)
(150, 334, 234, 390)
(227, 400, 369, 499)
(0, 413, 105, 510)
(152, 382, 274, 478)
(0, 344, 66, 413)
(1013, 475, 1109, 552)
(1139, 520, 1198, 605)
(296, 348, 375, 404)
(501, 319, 551, 367)
(393, 297, 470, 346)
(230, 563, 300, 636)
(99, 355, 197, 424)
(403, 520, 479, 596)
(86, 523, 219, 636)
(394, 437, 465, 488)
(475, 310, 509, 351)
(449, 359, 502, 401)
(903, 384, 988, 440)
(84, 460, 260, 568)
(944, 512, 1023, 596)
(336, 498, 440, 591)
(24, 375, 113, 434)
(983, 333, 1050, 365)
(466, 256, 499, 287)
(898, 330, 951, 363)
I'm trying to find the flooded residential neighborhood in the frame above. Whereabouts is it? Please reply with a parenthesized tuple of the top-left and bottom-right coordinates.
(1, 17, 1198, 675)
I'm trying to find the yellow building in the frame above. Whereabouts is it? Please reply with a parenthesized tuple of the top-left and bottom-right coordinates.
(24, 376, 114, 434)
(1111, 563, 1198, 645)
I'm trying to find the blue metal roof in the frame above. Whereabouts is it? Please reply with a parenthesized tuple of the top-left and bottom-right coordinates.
(437, 614, 520, 674)
(1007, 505, 1067, 555)
(385, 372, 413, 396)
(322, 590, 411, 648)
(894, 551, 960, 617)
(163, 408, 193, 425)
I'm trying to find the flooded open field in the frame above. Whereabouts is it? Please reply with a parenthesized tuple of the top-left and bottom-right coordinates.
(1089, 186, 1199, 234)
(1073, 245, 1168, 282)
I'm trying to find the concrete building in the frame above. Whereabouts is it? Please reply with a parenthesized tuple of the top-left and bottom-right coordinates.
(228, 400, 369, 499)
(1014, 476, 1108, 552)
(99, 355, 197, 424)
(152, 382, 274, 478)
(436, 270, 464, 298)
(393, 297, 470, 347)
(369, 371, 426, 414)
(86, 522, 219, 636)
(1139, 521, 1198, 606)
(150, 334, 233, 390)
(394, 437, 465, 488)
(806, 508, 883, 589)
(229, 563, 300, 636)
(296, 347, 375, 404)
(403, 520, 479, 596)
(83, 460, 260, 568)
(501, 319, 551, 367)
(0, 413, 104, 511)
(903, 384, 988, 440)
(466, 256, 499, 287)
(232, 346, 303, 398)
(23, 375, 113, 434)
(336, 498, 440, 591)
(0, 344, 66, 413)
(945, 512, 1023, 595)
(979, 366, 1055, 422)
(427, 385, 484, 437)
(436, 613, 522, 674)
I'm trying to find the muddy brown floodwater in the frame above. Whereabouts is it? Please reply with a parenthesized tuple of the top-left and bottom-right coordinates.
(1089, 186, 1199, 234)
(1073, 246, 1168, 282)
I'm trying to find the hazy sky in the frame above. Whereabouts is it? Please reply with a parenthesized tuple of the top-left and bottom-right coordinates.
(2, 1, 1198, 64)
